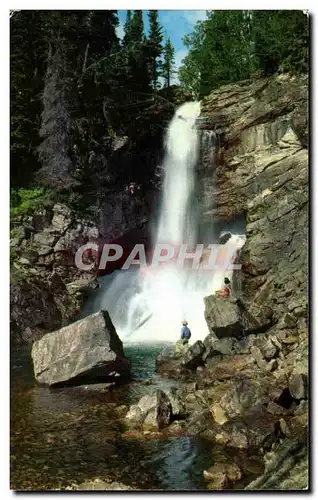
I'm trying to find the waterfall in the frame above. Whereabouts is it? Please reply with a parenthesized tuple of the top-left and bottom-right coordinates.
(88, 102, 246, 344)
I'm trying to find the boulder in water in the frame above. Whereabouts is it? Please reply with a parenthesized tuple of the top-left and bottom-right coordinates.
(204, 295, 241, 339)
(155, 344, 187, 379)
(31, 310, 131, 387)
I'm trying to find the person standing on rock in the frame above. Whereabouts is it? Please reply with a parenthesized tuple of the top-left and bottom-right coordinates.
(175, 321, 191, 355)
(180, 320, 191, 344)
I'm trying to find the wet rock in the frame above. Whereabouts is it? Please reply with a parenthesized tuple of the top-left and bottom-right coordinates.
(166, 388, 186, 418)
(125, 405, 143, 427)
(288, 374, 308, 400)
(204, 462, 242, 490)
(204, 295, 241, 339)
(18, 250, 38, 266)
(141, 390, 172, 431)
(155, 344, 187, 379)
(31, 310, 131, 386)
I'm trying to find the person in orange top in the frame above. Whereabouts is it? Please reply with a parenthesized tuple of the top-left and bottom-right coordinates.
(216, 277, 232, 297)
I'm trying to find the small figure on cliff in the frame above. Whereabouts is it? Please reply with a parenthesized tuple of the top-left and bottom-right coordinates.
(180, 320, 191, 343)
(125, 182, 140, 195)
(216, 277, 232, 297)
(175, 321, 191, 355)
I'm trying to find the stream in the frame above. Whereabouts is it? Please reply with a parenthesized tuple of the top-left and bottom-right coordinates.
(10, 344, 216, 491)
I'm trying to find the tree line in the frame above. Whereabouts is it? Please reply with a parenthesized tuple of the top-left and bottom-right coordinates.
(10, 10, 175, 212)
(179, 10, 309, 98)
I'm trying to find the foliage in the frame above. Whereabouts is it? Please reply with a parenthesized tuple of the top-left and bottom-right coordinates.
(179, 10, 309, 98)
(162, 37, 175, 89)
(10, 9, 177, 215)
(10, 188, 53, 217)
(147, 10, 163, 90)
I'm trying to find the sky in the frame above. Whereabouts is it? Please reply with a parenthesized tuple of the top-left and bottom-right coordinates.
(116, 10, 207, 81)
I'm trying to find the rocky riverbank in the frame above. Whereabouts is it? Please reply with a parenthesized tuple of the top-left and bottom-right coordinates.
(120, 294, 308, 490)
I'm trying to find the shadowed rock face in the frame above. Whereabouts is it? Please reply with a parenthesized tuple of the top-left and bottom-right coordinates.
(31, 310, 131, 387)
(204, 296, 241, 339)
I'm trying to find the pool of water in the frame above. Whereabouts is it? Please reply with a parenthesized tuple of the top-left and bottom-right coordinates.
(10, 344, 216, 491)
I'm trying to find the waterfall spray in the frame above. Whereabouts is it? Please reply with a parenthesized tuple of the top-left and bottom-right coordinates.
(88, 102, 246, 344)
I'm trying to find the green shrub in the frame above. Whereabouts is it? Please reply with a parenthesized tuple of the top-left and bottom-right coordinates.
(10, 187, 54, 218)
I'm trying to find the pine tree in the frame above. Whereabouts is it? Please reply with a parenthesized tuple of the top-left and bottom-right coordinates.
(147, 10, 163, 90)
(10, 11, 47, 188)
(162, 37, 175, 88)
(125, 10, 151, 96)
(123, 10, 132, 48)
(37, 36, 75, 191)
(130, 10, 144, 43)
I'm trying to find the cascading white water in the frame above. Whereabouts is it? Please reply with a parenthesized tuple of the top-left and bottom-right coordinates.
(89, 102, 246, 344)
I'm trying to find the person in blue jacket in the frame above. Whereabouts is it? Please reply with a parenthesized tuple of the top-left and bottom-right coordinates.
(180, 320, 191, 345)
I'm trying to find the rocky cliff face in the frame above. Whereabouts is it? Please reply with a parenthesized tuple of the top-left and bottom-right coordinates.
(10, 204, 100, 343)
(198, 73, 308, 489)
(199, 72, 308, 356)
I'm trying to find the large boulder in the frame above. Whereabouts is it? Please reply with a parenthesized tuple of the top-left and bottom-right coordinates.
(181, 341, 206, 369)
(204, 295, 241, 339)
(31, 310, 131, 386)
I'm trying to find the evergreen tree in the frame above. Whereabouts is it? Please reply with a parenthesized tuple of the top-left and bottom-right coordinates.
(123, 10, 132, 48)
(10, 11, 47, 188)
(252, 10, 309, 75)
(130, 10, 144, 42)
(124, 10, 151, 96)
(37, 36, 75, 191)
(162, 37, 175, 88)
(147, 10, 163, 90)
(178, 10, 308, 98)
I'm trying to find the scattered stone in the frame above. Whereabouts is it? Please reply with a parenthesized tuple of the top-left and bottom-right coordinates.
(51, 204, 73, 232)
(288, 374, 308, 400)
(125, 405, 143, 427)
(187, 409, 214, 434)
(204, 462, 242, 490)
(76, 479, 134, 490)
(211, 404, 229, 425)
(261, 338, 278, 360)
